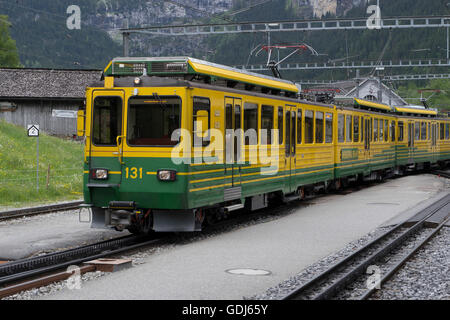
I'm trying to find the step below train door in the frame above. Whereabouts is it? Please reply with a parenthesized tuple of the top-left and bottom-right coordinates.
(224, 97, 242, 201)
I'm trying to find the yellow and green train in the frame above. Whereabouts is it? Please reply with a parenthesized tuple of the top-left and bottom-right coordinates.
(77, 57, 450, 233)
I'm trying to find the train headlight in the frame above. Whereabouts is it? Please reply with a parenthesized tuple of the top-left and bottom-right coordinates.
(91, 169, 109, 180)
(134, 77, 142, 85)
(157, 170, 176, 181)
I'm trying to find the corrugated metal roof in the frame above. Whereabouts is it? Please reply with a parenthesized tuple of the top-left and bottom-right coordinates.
(0, 68, 102, 99)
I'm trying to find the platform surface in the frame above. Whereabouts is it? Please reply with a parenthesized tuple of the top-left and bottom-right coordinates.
(11, 174, 448, 300)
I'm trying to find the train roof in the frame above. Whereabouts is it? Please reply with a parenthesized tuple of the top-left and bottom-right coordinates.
(103, 57, 299, 95)
(354, 98, 439, 117)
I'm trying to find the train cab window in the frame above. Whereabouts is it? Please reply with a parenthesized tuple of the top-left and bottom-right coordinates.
(338, 114, 345, 143)
(421, 122, 427, 141)
(297, 110, 302, 144)
(346, 115, 352, 142)
(446, 124, 450, 140)
(93, 96, 122, 146)
(325, 113, 333, 143)
(391, 121, 396, 142)
(278, 107, 284, 145)
(374, 119, 379, 142)
(316, 112, 324, 143)
(261, 105, 274, 145)
(398, 121, 404, 142)
(353, 116, 359, 142)
(415, 123, 421, 141)
(244, 102, 258, 145)
(127, 96, 181, 146)
(193, 97, 211, 147)
(305, 110, 314, 144)
(440, 123, 445, 140)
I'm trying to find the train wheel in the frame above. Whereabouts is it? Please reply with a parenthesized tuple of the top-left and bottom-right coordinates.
(298, 187, 305, 200)
(334, 179, 342, 191)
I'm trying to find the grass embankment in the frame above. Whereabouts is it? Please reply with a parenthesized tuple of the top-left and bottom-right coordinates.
(0, 120, 84, 208)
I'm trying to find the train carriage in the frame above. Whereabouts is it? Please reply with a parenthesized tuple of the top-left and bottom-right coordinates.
(77, 57, 450, 234)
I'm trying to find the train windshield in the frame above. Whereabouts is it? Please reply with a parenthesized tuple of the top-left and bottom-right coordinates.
(92, 96, 123, 146)
(127, 96, 181, 146)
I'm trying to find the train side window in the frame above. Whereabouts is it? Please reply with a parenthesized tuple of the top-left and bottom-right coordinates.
(346, 115, 352, 142)
(305, 110, 314, 144)
(379, 120, 384, 142)
(316, 111, 324, 143)
(384, 120, 388, 142)
(338, 114, 345, 143)
(243, 102, 258, 145)
(415, 122, 420, 140)
(193, 97, 211, 147)
(398, 121, 404, 142)
(374, 119, 379, 142)
(421, 122, 427, 141)
(391, 121, 396, 142)
(353, 116, 359, 142)
(325, 113, 333, 143)
(446, 123, 450, 140)
(297, 109, 302, 144)
(428, 123, 431, 140)
(261, 105, 274, 145)
(278, 107, 284, 145)
(440, 123, 445, 140)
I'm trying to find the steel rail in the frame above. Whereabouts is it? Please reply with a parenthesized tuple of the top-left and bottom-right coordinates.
(432, 170, 450, 179)
(359, 214, 449, 300)
(0, 201, 83, 220)
(281, 194, 450, 300)
(0, 234, 164, 286)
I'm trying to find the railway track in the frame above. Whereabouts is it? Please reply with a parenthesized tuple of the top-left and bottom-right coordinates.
(432, 170, 450, 179)
(282, 193, 450, 300)
(0, 234, 166, 298)
(0, 201, 83, 221)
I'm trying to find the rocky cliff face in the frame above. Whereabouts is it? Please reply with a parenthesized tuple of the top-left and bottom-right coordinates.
(309, 0, 367, 18)
(83, 0, 365, 57)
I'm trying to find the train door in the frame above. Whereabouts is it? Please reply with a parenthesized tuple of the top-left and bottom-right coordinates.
(285, 105, 296, 192)
(408, 121, 415, 163)
(88, 90, 125, 184)
(224, 97, 242, 196)
(431, 121, 438, 163)
(363, 116, 372, 173)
